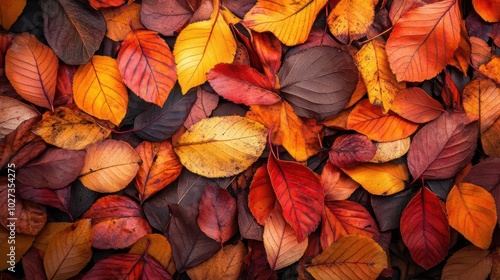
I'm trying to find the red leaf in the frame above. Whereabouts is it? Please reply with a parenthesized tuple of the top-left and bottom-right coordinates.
(251, 31, 282, 85)
(248, 164, 276, 225)
(400, 187, 450, 269)
(197, 184, 238, 244)
(83, 253, 171, 279)
(407, 111, 478, 180)
(390, 87, 444, 123)
(207, 63, 281, 106)
(183, 87, 219, 128)
(329, 134, 377, 168)
(18, 183, 70, 214)
(267, 152, 324, 242)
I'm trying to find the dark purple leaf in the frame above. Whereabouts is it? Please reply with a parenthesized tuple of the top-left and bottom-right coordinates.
(69, 180, 98, 219)
(238, 192, 264, 241)
(18, 183, 70, 214)
(371, 188, 415, 231)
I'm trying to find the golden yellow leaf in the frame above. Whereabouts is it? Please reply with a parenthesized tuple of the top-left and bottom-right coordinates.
(446, 183, 497, 249)
(33, 222, 72, 252)
(129, 233, 176, 275)
(79, 139, 141, 192)
(242, 0, 328, 46)
(369, 137, 410, 163)
(174, 1, 236, 93)
(341, 162, 408, 195)
(73, 55, 128, 126)
(174, 116, 267, 178)
(43, 219, 93, 280)
(479, 56, 500, 84)
(328, 0, 378, 44)
(102, 2, 145, 41)
(32, 107, 111, 150)
(355, 40, 405, 113)
(442, 245, 492, 280)
(306, 234, 387, 280)
(187, 241, 247, 280)
(0, 226, 35, 271)
(0, 0, 26, 30)
(0, 96, 38, 139)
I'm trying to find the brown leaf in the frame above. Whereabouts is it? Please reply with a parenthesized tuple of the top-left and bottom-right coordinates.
(0, 96, 38, 139)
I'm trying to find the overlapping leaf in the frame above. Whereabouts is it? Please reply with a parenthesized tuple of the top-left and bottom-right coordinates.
(441, 245, 493, 279)
(248, 165, 276, 225)
(83, 253, 171, 279)
(390, 87, 444, 123)
(329, 134, 377, 168)
(328, 0, 378, 44)
(102, 3, 145, 42)
(321, 161, 359, 201)
(472, 0, 500, 22)
(129, 234, 175, 275)
(0, 0, 26, 30)
(462, 78, 500, 133)
(0, 96, 38, 139)
(341, 162, 408, 195)
(140, 0, 193, 36)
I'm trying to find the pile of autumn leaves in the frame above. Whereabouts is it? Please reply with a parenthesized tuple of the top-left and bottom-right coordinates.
(1, 0, 500, 279)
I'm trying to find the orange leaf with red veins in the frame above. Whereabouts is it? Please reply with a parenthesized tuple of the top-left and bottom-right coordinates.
(400, 187, 450, 270)
(83, 253, 171, 279)
(248, 164, 276, 225)
(118, 29, 177, 107)
(386, 0, 461, 82)
(206, 63, 281, 106)
(82, 195, 152, 249)
(321, 161, 359, 201)
(347, 99, 419, 142)
(135, 140, 182, 202)
(472, 0, 500, 22)
(197, 184, 238, 244)
(267, 152, 324, 242)
(5, 33, 58, 110)
(329, 133, 377, 168)
(321, 200, 381, 250)
(390, 87, 444, 123)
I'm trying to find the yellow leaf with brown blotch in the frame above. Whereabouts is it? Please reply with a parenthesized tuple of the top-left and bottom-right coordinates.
(355, 40, 405, 113)
(242, 0, 328, 46)
(341, 162, 408, 195)
(328, 0, 378, 44)
(73, 55, 128, 126)
(174, 0, 236, 93)
(479, 56, 500, 84)
(446, 183, 497, 249)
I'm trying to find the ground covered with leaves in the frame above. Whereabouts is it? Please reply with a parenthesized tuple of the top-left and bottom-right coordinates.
(0, 0, 499, 279)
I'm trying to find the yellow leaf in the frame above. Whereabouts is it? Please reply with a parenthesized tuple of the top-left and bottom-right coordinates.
(79, 139, 141, 192)
(174, 116, 267, 178)
(0, 226, 34, 271)
(174, 2, 236, 93)
(32, 107, 111, 150)
(306, 234, 387, 280)
(73, 55, 128, 126)
(479, 56, 500, 84)
(327, 0, 378, 44)
(341, 162, 408, 195)
(264, 208, 308, 270)
(187, 241, 247, 280)
(369, 137, 410, 163)
(43, 219, 93, 280)
(242, 0, 328, 46)
(355, 40, 405, 113)
(0, 0, 26, 30)
(446, 183, 497, 249)
(442, 245, 492, 280)
(129, 233, 175, 275)
(102, 2, 145, 41)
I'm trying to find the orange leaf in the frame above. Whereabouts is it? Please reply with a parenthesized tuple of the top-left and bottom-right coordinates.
(73, 55, 128, 126)
(89, 0, 125, 9)
(386, 0, 461, 82)
(306, 234, 387, 280)
(268, 152, 324, 242)
(328, 0, 378, 44)
(129, 234, 175, 275)
(135, 140, 182, 202)
(0, 226, 34, 270)
(449, 21, 471, 75)
(118, 29, 177, 106)
(441, 245, 493, 279)
(462, 78, 499, 134)
(80, 139, 141, 193)
(347, 99, 419, 142)
(248, 164, 276, 225)
(320, 161, 359, 201)
(390, 87, 444, 123)
(482, 119, 500, 157)
(102, 2, 145, 41)
(472, 0, 500, 22)
(5, 32, 58, 110)
(83, 253, 171, 279)
(478, 56, 500, 85)
(446, 183, 497, 249)
(0, 0, 26, 30)
(43, 219, 92, 280)
(341, 162, 408, 195)
(470, 36, 492, 68)
(263, 208, 308, 270)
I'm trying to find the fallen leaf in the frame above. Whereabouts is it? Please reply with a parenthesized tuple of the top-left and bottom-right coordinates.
(462, 78, 500, 133)
(18, 183, 70, 214)
(33, 222, 72, 253)
(251, 31, 282, 85)
(328, 0, 378, 44)
(183, 87, 219, 128)
(0, 117, 39, 168)
(321, 161, 359, 201)
(441, 245, 492, 279)
(472, 0, 500, 22)
(390, 87, 444, 123)
(129, 234, 176, 275)
(238, 192, 264, 241)
(248, 164, 276, 225)
(0, 96, 38, 139)
(370, 137, 411, 163)
(102, 2, 145, 41)
(0, 0, 26, 30)
(83, 253, 171, 279)
(341, 162, 409, 195)
(140, 0, 193, 36)
(470, 36, 492, 68)
(0, 226, 34, 271)
(89, 0, 125, 9)
(329, 133, 377, 168)
(481, 119, 500, 157)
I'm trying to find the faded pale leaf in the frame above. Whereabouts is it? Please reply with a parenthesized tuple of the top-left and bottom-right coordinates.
(370, 137, 410, 163)
(0, 96, 38, 139)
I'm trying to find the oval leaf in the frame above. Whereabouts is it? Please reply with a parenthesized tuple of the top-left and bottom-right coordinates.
(5, 33, 58, 110)
(370, 137, 411, 163)
(0, 96, 38, 139)
(73, 55, 128, 126)
(446, 182, 497, 249)
(442, 245, 492, 280)
(79, 139, 141, 193)
(248, 164, 276, 225)
(327, 0, 377, 44)
(462, 78, 500, 133)
(118, 29, 177, 107)
(341, 162, 408, 195)
(472, 0, 500, 22)
(129, 234, 175, 275)
(329, 133, 377, 168)
(174, 116, 267, 178)
(321, 161, 359, 201)
(268, 152, 324, 242)
(400, 187, 450, 269)
(140, 0, 192, 36)
(0, 0, 26, 30)
(390, 87, 444, 123)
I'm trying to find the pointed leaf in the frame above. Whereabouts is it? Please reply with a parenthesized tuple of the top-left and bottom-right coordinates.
(347, 99, 419, 142)
(41, 0, 105, 65)
(267, 152, 324, 242)
(183, 87, 219, 128)
(18, 184, 70, 214)
(370, 137, 411, 163)
(0, 0, 26, 30)
(73, 55, 128, 126)
(102, 2, 145, 41)
(263, 208, 308, 270)
(140, 0, 192, 36)
(83, 253, 171, 279)
(390, 87, 444, 123)
(341, 162, 408, 195)
(129, 234, 175, 275)
(472, 0, 500, 22)
(174, 116, 267, 178)
(327, 0, 377, 44)
(407, 111, 478, 180)
(79, 139, 141, 193)
(446, 182, 497, 249)
(400, 187, 450, 269)
(242, 0, 328, 46)
(321, 161, 359, 201)
(442, 245, 492, 280)
(306, 234, 387, 280)
(249, 164, 276, 225)
(329, 134, 377, 168)
(5, 33, 58, 110)
(118, 29, 177, 106)
(462, 78, 500, 133)
(43, 219, 92, 280)
(238, 192, 264, 241)
(386, 0, 461, 82)
(278, 46, 358, 119)
(0, 96, 38, 139)
(174, 6, 236, 93)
